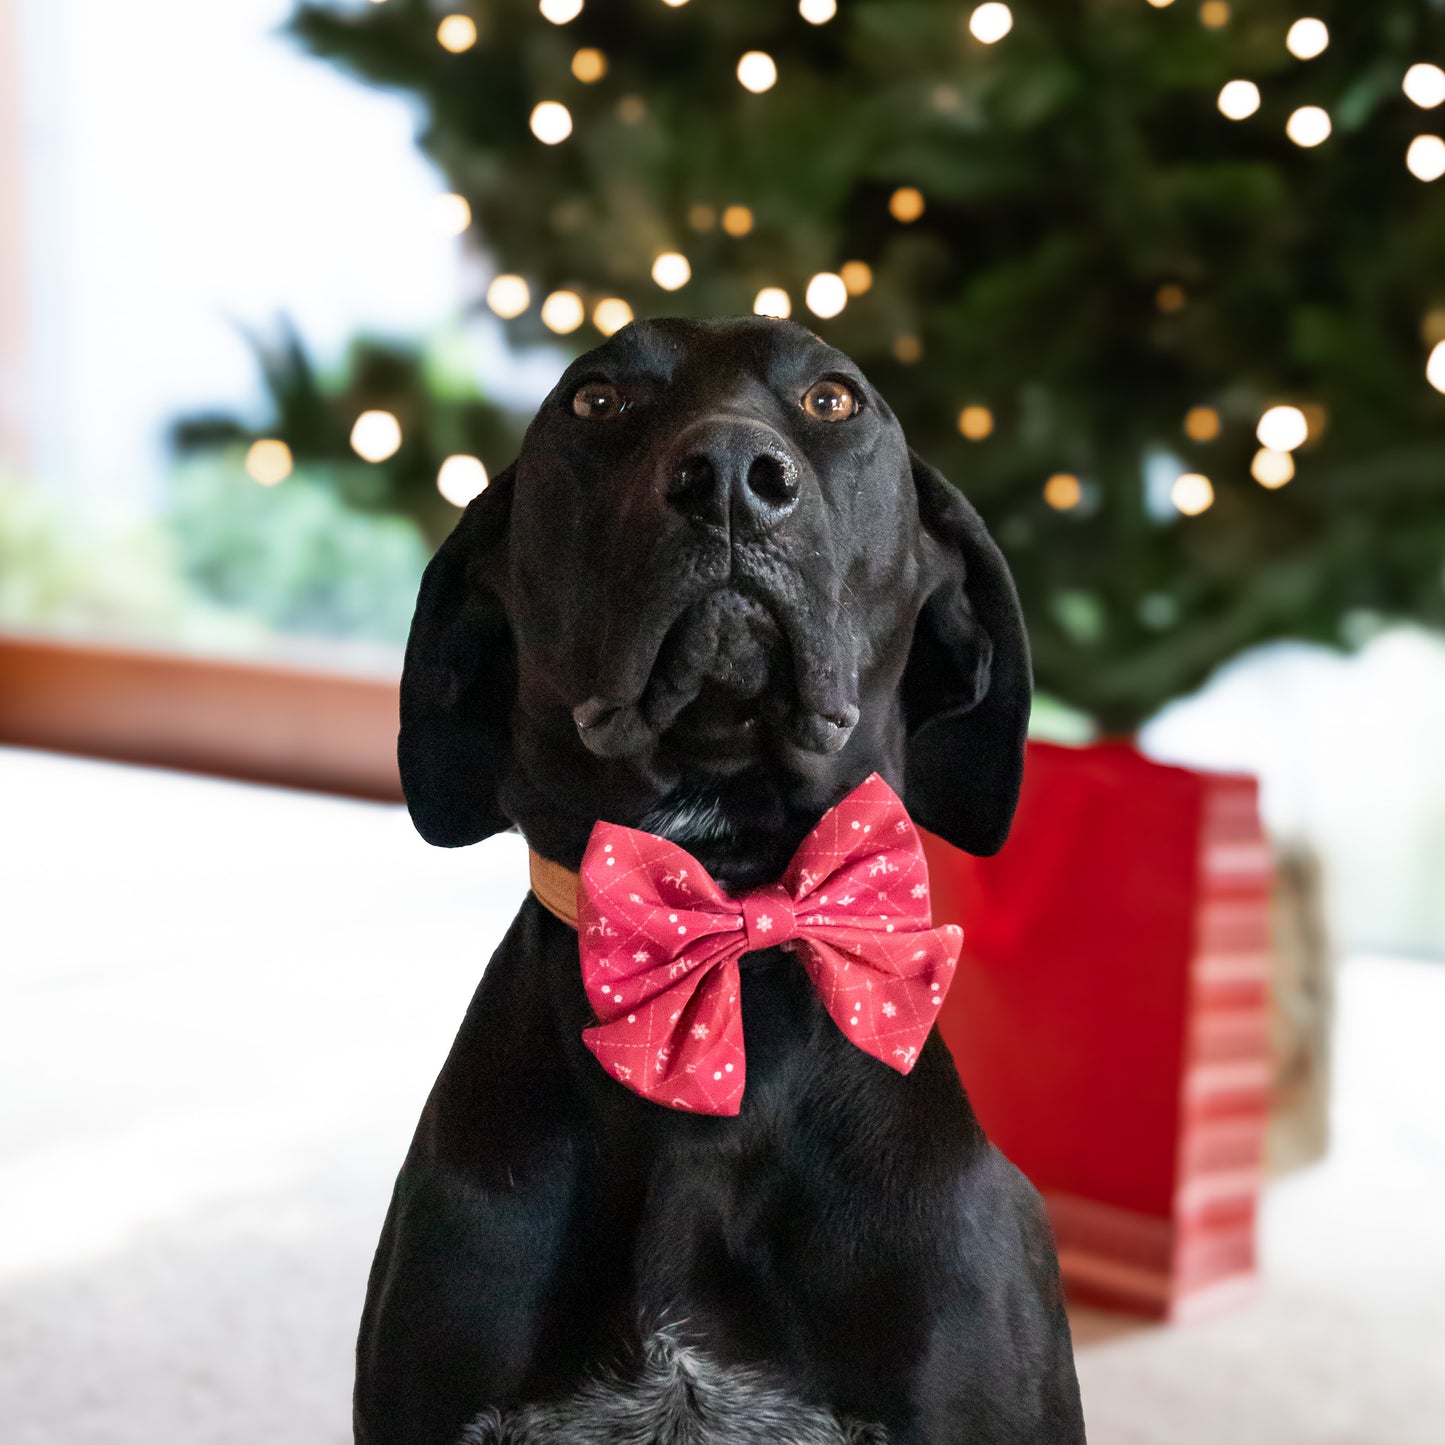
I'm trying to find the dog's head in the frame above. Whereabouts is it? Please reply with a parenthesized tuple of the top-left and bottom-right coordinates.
(399, 317, 1029, 884)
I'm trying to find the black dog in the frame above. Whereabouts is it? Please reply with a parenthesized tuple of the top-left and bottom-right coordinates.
(356, 317, 1085, 1444)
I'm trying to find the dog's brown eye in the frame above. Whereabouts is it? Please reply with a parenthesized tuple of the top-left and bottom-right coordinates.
(801, 379, 859, 423)
(572, 381, 626, 420)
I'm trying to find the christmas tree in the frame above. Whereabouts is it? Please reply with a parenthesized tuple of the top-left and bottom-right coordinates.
(191, 0, 1445, 731)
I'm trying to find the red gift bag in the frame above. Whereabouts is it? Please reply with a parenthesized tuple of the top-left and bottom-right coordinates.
(925, 741, 1272, 1321)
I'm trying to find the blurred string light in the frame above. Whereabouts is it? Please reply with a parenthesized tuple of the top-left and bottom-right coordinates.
(652, 251, 691, 289)
(688, 203, 717, 230)
(1424, 308, 1445, 345)
(661, 0, 690, 7)
(593, 298, 633, 335)
(840, 260, 873, 295)
(889, 187, 925, 222)
(617, 95, 647, 124)
(1285, 19, 1329, 61)
(1146, 0, 1175, 8)
(805, 272, 848, 318)
(437, 15, 478, 52)
(1171, 472, 1214, 515)
(351, 411, 402, 463)
(1257, 404, 1308, 451)
(737, 52, 778, 93)
(433, 193, 472, 236)
(539, 0, 583, 23)
(530, 101, 573, 144)
(968, 5, 1013, 44)
(799, 0, 837, 24)
(1287, 105, 1331, 146)
(1155, 282, 1187, 313)
(721, 204, 754, 236)
(754, 287, 791, 318)
(245, 439, 293, 487)
(1044, 473, 1081, 510)
(487, 274, 530, 317)
(893, 335, 923, 363)
(1251, 447, 1294, 488)
(1199, 2, 1229, 29)
(572, 48, 607, 82)
(1428, 341, 1445, 394)
(1184, 406, 1220, 442)
(1407, 135, 1445, 182)
(437, 455, 489, 507)
(541, 290, 585, 333)
(1403, 64, 1445, 110)
(1218, 80, 1261, 120)
(957, 405, 994, 441)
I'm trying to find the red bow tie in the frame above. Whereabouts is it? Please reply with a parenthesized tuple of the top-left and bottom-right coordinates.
(574, 773, 964, 1115)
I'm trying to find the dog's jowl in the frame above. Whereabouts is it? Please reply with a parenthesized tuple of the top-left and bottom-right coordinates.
(356, 318, 1086, 1445)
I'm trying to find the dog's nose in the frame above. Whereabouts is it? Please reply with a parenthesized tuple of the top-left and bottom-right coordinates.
(663, 419, 801, 534)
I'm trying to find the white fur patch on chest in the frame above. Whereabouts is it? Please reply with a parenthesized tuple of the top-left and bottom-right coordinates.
(457, 1328, 885, 1445)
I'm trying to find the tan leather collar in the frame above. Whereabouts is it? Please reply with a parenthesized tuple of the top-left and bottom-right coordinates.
(529, 849, 581, 930)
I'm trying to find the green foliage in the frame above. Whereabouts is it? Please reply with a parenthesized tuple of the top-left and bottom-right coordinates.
(174, 324, 526, 550)
(276, 0, 1445, 728)
(168, 460, 431, 646)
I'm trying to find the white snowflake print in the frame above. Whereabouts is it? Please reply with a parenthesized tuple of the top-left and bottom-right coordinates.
(756, 914, 773, 933)
(691, 1022, 710, 1040)
(912, 949, 928, 961)
(630, 893, 642, 903)
(614, 1064, 633, 1081)
(911, 883, 928, 899)
(893, 1046, 917, 1066)
(882, 1001, 897, 1018)
(632, 949, 651, 964)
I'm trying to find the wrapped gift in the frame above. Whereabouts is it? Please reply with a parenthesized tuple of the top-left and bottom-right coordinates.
(926, 741, 1272, 1321)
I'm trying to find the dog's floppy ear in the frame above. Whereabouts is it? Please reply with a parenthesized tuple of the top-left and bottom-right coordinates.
(398, 464, 517, 847)
(902, 451, 1032, 857)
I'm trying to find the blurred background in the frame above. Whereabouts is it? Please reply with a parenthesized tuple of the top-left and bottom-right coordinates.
(2, 2, 1443, 1441)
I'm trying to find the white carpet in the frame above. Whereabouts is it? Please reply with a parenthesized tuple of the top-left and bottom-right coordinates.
(2, 747, 1442, 1444)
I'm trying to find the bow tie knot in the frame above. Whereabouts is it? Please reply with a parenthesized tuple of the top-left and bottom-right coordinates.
(575, 772, 963, 1115)
(741, 884, 797, 952)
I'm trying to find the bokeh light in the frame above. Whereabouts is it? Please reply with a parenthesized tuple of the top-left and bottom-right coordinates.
(1184, 406, 1221, 442)
(350, 411, 402, 463)
(652, 251, 691, 289)
(753, 287, 791, 319)
(1218, 80, 1261, 120)
(1287, 106, 1332, 147)
(571, 48, 607, 83)
(799, 0, 837, 24)
(436, 15, 478, 53)
(486, 274, 531, 318)
(1406, 136, 1445, 182)
(958, 406, 995, 441)
(1285, 19, 1329, 61)
(436, 455, 489, 507)
(892, 335, 923, 363)
(530, 101, 573, 144)
(805, 273, 847, 319)
(721, 205, 754, 236)
(245, 439, 293, 487)
(539, 0, 583, 23)
(593, 297, 634, 335)
(1251, 448, 1295, 488)
(968, 5, 1014, 45)
(1428, 341, 1445, 395)
(541, 290, 585, 333)
(1044, 474, 1082, 510)
(1257, 404, 1309, 451)
(889, 187, 925, 223)
(840, 261, 873, 295)
(1171, 472, 1214, 515)
(737, 52, 778, 94)
(433, 193, 471, 236)
(1199, 2, 1230, 29)
(1403, 63, 1445, 110)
